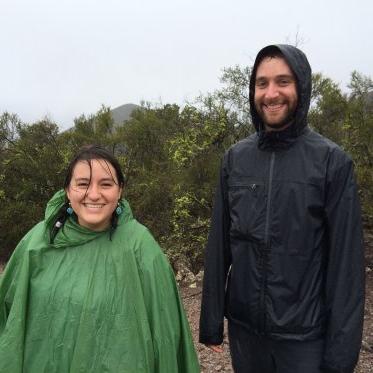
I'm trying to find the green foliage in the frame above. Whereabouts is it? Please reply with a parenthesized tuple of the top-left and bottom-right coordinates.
(344, 72, 373, 222)
(216, 65, 253, 134)
(0, 115, 67, 261)
(1, 67, 372, 269)
(118, 104, 181, 238)
(309, 72, 373, 223)
(309, 73, 348, 143)
(168, 104, 228, 168)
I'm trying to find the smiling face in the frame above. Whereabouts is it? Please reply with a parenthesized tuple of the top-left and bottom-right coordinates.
(254, 56, 298, 131)
(66, 159, 123, 231)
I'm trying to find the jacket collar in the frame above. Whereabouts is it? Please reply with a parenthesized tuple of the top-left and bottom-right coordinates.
(257, 126, 310, 151)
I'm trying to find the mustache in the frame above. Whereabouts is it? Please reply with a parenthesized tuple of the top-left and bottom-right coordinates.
(263, 100, 286, 105)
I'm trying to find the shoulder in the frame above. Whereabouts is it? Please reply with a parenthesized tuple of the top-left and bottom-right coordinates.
(227, 133, 258, 155)
(303, 131, 356, 192)
(14, 221, 47, 255)
(120, 220, 166, 265)
(303, 129, 353, 168)
(305, 129, 347, 154)
(1, 221, 46, 276)
(222, 133, 258, 169)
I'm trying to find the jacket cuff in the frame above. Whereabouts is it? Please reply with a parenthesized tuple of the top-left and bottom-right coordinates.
(199, 334, 223, 345)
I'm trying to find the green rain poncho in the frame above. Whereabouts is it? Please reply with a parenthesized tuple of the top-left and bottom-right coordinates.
(0, 191, 200, 373)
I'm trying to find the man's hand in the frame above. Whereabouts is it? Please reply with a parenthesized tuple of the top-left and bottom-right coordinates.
(206, 344, 223, 353)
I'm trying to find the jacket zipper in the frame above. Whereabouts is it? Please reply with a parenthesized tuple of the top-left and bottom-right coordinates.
(265, 152, 275, 244)
(259, 151, 275, 333)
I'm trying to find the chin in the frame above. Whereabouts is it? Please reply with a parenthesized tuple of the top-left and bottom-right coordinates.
(264, 115, 294, 131)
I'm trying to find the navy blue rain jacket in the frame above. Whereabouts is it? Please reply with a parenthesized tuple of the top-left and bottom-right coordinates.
(199, 44, 365, 373)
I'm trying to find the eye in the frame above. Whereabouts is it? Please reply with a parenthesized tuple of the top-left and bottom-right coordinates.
(279, 79, 290, 86)
(256, 80, 267, 88)
(77, 182, 89, 188)
(277, 76, 295, 87)
(101, 182, 114, 188)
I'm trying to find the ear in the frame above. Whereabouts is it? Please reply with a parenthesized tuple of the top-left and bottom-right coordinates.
(118, 187, 123, 200)
(65, 188, 71, 201)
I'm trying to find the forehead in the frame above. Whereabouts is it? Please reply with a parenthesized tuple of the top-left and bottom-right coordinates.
(255, 56, 294, 79)
(72, 159, 116, 179)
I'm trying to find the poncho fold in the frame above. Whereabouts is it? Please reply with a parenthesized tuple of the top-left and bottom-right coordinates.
(0, 190, 200, 373)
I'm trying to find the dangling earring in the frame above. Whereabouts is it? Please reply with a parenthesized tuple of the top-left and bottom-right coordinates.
(67, 203, 74, 215)
(115, 203, 123, 216)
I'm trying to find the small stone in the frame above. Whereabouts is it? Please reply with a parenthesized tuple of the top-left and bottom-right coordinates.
(195, 270, 204, 282)
(175, 272, 183, 282)
(189, 282, 197, 288)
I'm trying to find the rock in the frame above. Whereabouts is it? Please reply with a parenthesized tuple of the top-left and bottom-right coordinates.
(195, 270, 204, 282)
(175, 271, 183, 282)
(362, 340, 373, 352)
(175, 267, 196, 285)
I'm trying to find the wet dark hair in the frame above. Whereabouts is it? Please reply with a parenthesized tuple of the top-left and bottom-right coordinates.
(63, 144, 125, 190)
(50, 145, 125, 242)
(254, 45, 285, 66)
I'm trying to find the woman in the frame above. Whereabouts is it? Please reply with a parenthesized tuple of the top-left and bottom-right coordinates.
(0, 145, 200, 372)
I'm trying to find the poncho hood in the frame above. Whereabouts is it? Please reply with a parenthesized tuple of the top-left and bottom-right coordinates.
(45, 190, 133, 249)
(249, 44, 312, 138)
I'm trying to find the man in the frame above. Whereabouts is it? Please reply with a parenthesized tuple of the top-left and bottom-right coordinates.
(199, 44, 365, 373)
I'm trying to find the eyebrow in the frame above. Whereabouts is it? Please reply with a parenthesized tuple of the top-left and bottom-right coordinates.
(277, 74, 295, 80)
(73, 177, 115, 182)
(256, 74, 295, 82)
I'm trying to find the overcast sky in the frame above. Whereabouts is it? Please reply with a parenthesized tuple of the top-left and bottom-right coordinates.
(1, 0, 372, 130)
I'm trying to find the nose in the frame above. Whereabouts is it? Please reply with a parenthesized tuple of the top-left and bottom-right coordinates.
(86, 184, 101, 200)
(264, 82, 279, 100)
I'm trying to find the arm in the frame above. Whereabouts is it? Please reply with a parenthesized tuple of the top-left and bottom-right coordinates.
(0, 238, 27, 333)
(0, 228, 36, 373)
(321, 155, 365, 373)
(199, 156, 232, 346)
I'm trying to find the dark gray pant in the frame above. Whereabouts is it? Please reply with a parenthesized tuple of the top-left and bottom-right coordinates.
(228, 322, 324, 373)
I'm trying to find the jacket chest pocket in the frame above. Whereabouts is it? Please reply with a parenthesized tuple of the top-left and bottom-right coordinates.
(228, 181, 266, 240)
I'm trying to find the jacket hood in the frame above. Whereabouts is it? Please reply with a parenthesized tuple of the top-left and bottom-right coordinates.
(249, 44, 312, 136)
(44, 189, 133, 248)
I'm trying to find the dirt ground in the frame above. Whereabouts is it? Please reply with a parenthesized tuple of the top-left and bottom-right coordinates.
(181, 231, 373, 373)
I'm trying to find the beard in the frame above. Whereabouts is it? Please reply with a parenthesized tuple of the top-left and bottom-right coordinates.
(255, 100, 297, 131)
(263, 109, 296, 130)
